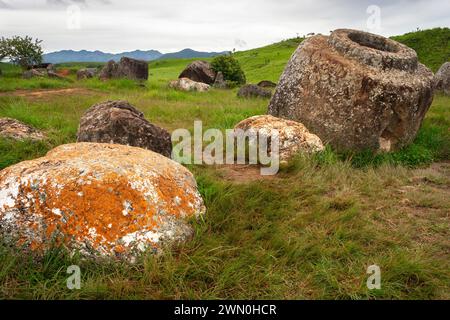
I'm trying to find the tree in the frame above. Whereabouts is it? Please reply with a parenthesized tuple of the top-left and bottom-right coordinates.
(0, 36, 43, 69)
(211, 54, 246, 86)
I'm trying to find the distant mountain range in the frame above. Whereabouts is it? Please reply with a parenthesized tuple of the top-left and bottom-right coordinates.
(43, 48, 229, 64)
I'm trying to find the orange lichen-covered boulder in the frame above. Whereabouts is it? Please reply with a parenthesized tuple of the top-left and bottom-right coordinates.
(0, 143, 205, 261)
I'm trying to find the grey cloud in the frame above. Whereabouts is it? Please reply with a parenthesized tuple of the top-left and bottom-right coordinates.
(0, 0, 448, 53)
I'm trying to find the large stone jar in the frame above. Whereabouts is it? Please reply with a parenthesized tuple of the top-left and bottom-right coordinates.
(268, 29, 434, 152)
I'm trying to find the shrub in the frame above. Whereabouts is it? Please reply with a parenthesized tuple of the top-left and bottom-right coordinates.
(0, 36, 43, 70)
(211, 54, 246, 85)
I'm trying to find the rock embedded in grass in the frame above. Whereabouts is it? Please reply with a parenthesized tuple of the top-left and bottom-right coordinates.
(169, 77, 210, 92)
(77, 100, 172, 158)
(47, 70, 67, 80)
(178, 60, 216, 85)
(257, 80, 277, 88)
(268, 28, 435, 152)
(0, 118, 45, 141)
(0, 142, 206, 261)
(434, 62, 450, 95)
(76, 68, 98, 80)
(237, 84, 272, 99)
(99, 57, 148, 81)
(213, 71, 227, 89)
(234, 115, 324, 163)
(22, 69, 45, 79)
(116, 57, 149, 81)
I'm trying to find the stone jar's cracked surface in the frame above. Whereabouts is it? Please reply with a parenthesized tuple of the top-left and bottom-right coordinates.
(0, 143, 206, 261)
(77, 100, 172, 158)
(268, 29, 434, 152)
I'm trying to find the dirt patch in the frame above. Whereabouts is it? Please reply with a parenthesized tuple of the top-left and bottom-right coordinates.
(216, 164, 278, 184)
(410, 161, 450, 189)
(0, 88, 100, 100)
(367, 162, 450, 249)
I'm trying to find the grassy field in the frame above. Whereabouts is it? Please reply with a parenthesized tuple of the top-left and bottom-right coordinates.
(0, 30, 449, 299)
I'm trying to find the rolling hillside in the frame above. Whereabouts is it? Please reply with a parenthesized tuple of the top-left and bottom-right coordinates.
(391, 27, 450, 72)
(149, 28, 449, 85)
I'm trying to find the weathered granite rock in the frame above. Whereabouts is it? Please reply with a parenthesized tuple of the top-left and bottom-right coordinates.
(77, 100, 172, 158)
(99, 57, 148, 81)
(0, 118, 45, 141)
(47, 70, 66, 80)
(234, 115, 324, 163)
(116, 57, 148, 81)
(77, 68, 98, 80)
(99, 60, 118, 80)
(237, 84, 272, 99)
(268, 29, 434, 152)
(213, 71, 227, 89)
(0, 143, 206, 261)
(22, 69, 45, 79)
(257, 80, 277, 88)
(179, 60, 216, 85)
(46, 64, 56, 72)
(434, 62, 450, 95)
(169, 78, 210, 92)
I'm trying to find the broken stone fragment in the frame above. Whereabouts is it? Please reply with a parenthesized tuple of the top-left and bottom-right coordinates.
(168, 77, 211, 92)
(234, 115, 324, 163)
(0, 118, 45, 141)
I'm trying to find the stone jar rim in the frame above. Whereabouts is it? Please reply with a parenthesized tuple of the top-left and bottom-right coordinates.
(328, 29, 418, 71)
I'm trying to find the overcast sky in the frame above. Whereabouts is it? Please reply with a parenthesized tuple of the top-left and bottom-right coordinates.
(0, 0, 448, 53)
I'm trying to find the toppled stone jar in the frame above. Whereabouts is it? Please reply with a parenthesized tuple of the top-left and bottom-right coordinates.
(268, 29, 434, 152)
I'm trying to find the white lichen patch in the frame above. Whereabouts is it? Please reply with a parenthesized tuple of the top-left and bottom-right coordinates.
(52, 208, 62, 216)
(122, 200, 132, 216)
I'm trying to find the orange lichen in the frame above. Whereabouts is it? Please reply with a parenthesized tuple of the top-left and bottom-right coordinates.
(154, 174, 196, 217)
(18, 172, 160, 253)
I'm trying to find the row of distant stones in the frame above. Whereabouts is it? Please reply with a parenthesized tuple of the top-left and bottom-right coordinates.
(21, 56, 279, 98)
(0, 28, 449, 261)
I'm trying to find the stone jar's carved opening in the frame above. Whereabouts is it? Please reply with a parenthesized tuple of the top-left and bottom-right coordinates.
(328, 29, 418, 71)
(347, 32, 398, 53)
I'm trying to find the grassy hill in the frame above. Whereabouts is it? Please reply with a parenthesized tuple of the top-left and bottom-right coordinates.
(147, 27, 450, 85)
(233, 38, 304, 82)
(145, 38, 304, 85)
(392, 27, 450, 72)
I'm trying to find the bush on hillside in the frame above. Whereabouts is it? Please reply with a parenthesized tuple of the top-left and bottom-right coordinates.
(211, 54, 246, 85)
